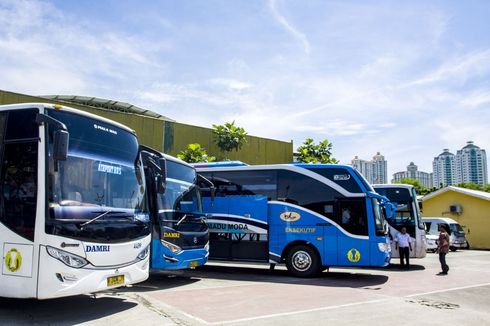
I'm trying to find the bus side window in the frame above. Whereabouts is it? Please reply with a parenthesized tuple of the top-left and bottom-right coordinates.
(337, 200, 368, 236)
(0, 110, 38, 241)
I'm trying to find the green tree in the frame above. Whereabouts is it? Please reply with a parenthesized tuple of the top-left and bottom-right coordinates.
(296, 138, 338, 164)
(394, 178, 439, 196)
(456, 182, 483, 191)
(212, 121, 248, 159)
(177, 143, 215, 163)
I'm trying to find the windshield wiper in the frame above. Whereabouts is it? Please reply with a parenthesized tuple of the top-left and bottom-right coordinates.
(176, 214, 189, 226)
(80, 210, 112, 228)
(79, 210, 134, 228)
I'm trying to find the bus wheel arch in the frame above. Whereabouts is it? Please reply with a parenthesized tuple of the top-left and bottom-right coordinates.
(283, 242, 321, 278)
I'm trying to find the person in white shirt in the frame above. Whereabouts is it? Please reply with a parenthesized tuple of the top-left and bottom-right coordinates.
(395, 227, 412, 269)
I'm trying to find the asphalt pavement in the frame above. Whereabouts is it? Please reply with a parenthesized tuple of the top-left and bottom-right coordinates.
(1, 250, 489, 325)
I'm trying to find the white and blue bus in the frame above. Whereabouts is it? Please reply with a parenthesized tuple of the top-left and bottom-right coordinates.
(142, 149, 210, 270)
(0, 103, 154, 299)
(373, 184, 427, 259)
(196, 162, 391, 277)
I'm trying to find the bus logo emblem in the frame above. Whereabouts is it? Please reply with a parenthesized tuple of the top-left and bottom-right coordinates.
(280, 211, 301, 222)
(334, 174, 350, 181)
(347, 248, 361, 263)
(5, 248, 22, 272)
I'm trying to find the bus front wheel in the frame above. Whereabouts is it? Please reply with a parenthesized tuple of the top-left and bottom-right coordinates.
(285, 245, 321, 278)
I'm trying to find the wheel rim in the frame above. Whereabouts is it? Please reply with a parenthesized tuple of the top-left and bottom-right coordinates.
(291, 250, 312, 272)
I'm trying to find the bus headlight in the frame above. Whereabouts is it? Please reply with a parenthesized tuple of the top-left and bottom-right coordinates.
(137, 245, 150, 260)
(46, 246, 88, 268)
(378, 242, 390, 253)
(160, 239, 182, 254)
(204, 241, 210, 251)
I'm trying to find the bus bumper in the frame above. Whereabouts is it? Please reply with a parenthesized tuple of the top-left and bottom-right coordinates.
(151, 239, 208, 270)
(37, 248, 150, 299)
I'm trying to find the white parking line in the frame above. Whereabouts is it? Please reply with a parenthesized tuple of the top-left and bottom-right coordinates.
(207, 298, 389, 325)
(204, 282, 490, 325)
(405, 282, 490, 298)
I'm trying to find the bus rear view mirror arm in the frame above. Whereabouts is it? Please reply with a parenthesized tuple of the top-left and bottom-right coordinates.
(36, 113, 69, 170)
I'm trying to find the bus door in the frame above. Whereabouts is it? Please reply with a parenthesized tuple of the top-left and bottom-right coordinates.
(0, 109, 39, 297)
(318, 220, 339, 267)
(203, 195, 269, 261)
(336, 199, 371, 266)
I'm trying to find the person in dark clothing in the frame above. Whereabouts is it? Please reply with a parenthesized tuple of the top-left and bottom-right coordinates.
(436, 224, 450, 275)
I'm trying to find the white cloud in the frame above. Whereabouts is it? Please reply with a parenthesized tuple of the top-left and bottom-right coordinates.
(0, 0, 170, 97)
(0, 0, 488, 181)
(460, 90, 490, 108)
(268, 0, 310, 55)
(404, 49, 490, 87)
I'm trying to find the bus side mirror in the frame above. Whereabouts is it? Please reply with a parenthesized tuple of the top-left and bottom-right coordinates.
(53, 130, 69, 161)
(157, 158, 166, 194)
(197, 174, 215, 203)
(383, 202, 394, 219)
(157, 175, 166, 194)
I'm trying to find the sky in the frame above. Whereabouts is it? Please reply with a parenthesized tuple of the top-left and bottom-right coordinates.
(1, 0, 489, 178)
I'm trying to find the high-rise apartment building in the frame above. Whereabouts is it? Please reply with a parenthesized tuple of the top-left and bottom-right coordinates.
(351, 152, 388, 184)
(455, 141, 488, 186)
(392, 162, 433, 188)
(372, 152, 388, 184)
(432, 149, 456, 187)
(432, 141, 488, 187)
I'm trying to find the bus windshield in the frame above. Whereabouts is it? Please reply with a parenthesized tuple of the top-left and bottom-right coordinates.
(158, 160, 202, 217)
(374, 186, 422, 237)
(411, 187, 425, 230)
(47, 109, 148, 221)
(372, 198, 387, 236)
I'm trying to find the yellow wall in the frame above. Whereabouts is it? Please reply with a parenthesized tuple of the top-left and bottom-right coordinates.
(423, 191, 490, 249)
(0, 89, 293, 163)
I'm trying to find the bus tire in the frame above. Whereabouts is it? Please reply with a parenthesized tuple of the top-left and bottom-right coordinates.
(285, 245, 321, 278)
(450, 246, 457, 252)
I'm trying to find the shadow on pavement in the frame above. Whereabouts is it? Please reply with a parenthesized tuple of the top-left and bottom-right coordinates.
(366, 263, 426, 272)
(124, 264, 389, 293)
(114, 271, 202, 294)
(0, 295, 136, 325)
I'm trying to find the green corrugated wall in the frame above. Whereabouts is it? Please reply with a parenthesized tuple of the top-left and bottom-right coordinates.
(0, 90, 164, 151)
(0, 89, 293, 164)
(166, 122, 292, 164)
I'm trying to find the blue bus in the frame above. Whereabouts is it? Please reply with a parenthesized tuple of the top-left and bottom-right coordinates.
(196, 163, 391, 277)
(141, 148, 210, 270)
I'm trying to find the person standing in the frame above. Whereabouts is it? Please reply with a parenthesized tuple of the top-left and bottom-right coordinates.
(395, 227, 412, 269)
(436, 224, 450, 275)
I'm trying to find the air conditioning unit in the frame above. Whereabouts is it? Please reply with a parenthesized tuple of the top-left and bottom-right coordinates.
(449, 204, 463, 214)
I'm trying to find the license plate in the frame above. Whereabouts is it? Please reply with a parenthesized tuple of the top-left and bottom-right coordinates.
(107, 275, 125, 287)
(189, 260, 199, 268)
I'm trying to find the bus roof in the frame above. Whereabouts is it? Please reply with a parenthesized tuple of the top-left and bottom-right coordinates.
(192, 161, 249, 168)
(373, 184, 415, 190)
(163, 153, 195, 169)
(0, 103, 136, 135)
(196, 163, 373, 197)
